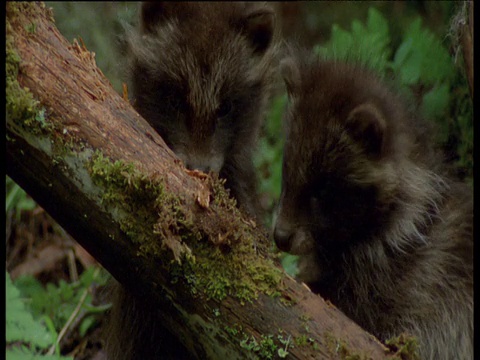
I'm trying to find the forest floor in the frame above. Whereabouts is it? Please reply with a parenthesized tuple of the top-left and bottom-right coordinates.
(6, 204, 108, 360)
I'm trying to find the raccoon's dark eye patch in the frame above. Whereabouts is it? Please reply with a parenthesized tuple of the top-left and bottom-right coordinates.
(166, 94, 184, 112)
(309, 177, 331, 196)
(310, 196, 321, 213)
(153, 82, 189, 114)
(216, 100, 233, 119)
(313, 188, 329, 200)
(305, 176, 341, 211)
(154, 80, 179, 95)
(310, 189, 332, 214)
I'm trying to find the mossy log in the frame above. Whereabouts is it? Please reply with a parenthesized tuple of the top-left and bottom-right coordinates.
(6, 2, 401, 359)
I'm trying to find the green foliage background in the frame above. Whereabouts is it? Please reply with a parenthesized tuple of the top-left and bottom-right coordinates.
(6, 268, 109, 359)
(7, 2, 473, 355)
(6, 272, 73, 360)
(43, 1, 473, 220)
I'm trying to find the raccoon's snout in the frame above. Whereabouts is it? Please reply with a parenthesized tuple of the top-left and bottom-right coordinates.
(273, 225, 293, 252)
(186, 162, 211, 173)
(274, 218, 316, 255)
(176, 151, 224, 174)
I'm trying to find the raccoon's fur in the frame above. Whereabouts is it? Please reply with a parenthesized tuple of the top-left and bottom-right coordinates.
(104, 2, 278, 359)
(126, 1, 278, 219)
(273, 49, 473, 360)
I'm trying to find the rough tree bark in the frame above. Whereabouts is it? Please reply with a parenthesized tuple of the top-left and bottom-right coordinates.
(6, 2, 406, 359)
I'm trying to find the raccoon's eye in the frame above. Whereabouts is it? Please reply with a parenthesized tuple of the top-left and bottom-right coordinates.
(309, 187, 330, 211)
(166, 94, 185, 112)
(310, 196, 320, 212)
(216, 101, 232, 119)
(310, 196, 328, 221)
(154, 82, 186, 113)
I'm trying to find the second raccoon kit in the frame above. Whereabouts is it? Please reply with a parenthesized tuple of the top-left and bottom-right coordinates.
(274, 50, 473, 359)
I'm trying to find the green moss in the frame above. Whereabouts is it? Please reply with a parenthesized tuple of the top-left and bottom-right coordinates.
(224, 324, 242, 337)
(294, 334, 309, 346)
(279, 296, 297, 307)
(295, 314, 312, 335)
(293, 333, 317, 353)
(6, 10, 50, 135)
(6, 31, 40, 130)
(25, 22, 36, 34)
(258, 334, 278, 359)
(239, 334, 278, 360)
(299, 314, 312, 322)
(6, 3, 83, 156)
(324, 332, 371, 360)
(169, 218, 283, 303)
(88, 152, 284, 303)
(88, 151, 185, 261)
(385, 333, 420, 360)
(277, 333, 293, 357)
(235, 331, 294, 359)
(170, 173, 283, 303)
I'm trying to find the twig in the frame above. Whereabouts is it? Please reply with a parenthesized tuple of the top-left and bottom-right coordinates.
(47, 267, 100, 355)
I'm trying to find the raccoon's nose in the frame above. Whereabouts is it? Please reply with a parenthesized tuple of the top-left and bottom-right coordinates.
(186, 163, 211, 173)
(273, 225, 292, 252)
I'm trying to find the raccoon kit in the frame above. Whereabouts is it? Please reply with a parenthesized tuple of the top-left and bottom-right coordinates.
(127, 1, 278, 219)
(273, 50, 473, 360)
(104, 2, 278, 359)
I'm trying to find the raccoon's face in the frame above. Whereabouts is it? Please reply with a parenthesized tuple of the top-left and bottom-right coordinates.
(273, 56, 393, 254)
(274, 161, 381, 255)
(128, 2, 276, 173)
(132, 63, 246, 173)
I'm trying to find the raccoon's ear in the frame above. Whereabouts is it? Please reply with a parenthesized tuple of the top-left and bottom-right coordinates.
(241, 5, 276, 54)
(280, 57, 301, 96)
(140, 2, 192, 33)
(141, 2, 166, 33)
(346, 103, 386, 157)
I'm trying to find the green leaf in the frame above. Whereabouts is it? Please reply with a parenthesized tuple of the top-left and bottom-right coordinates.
(314, 8, 391, 75)
(82, 302, 112, 314)
(398, 51, 422, 85)
(366, 6, 389, 37)
(280, 254, 299, 277)
(79, 315, 97, 337)
(392, 17, 453, 87)
(79, 266, 96, 286)
(14, 275, 52, 319)
(14, 267, 109, 333)
(392, 38, 412, 70)
(278, 348, 289, 358)
(6, 272, 52, 349)
(420, 83, 450, 121)
(6, 346, 73, 360)
(5, 177, 37, 214)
